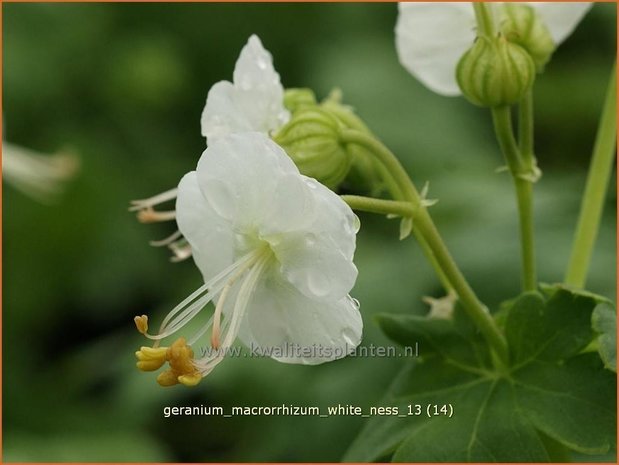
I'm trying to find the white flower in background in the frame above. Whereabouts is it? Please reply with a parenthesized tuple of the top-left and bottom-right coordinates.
(395, 2, 592, 96)
(131, 34, 289, 261)
(135, 132, 362, 387)
(201, 34, 289, 143)
(2, 142, 79, 203)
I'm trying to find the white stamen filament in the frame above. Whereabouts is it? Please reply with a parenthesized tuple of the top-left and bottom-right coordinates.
(194, 252, 270, 376)
(169, 241, 193, 262)
(150, 230, 183, 247)
(129, 188, 178, 211)
(211, 283, 231, 349)
(142, 248, 267, 347)
(152, 291, 214, 345)
(159, 250, 257, 329)
(187, 313, 215, 346)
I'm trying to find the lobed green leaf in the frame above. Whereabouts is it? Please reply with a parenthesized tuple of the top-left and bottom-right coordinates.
(592, 302, 617, 372)
(348, 286, 617, 462)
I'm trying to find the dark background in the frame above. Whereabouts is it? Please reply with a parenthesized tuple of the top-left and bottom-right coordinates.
(3, 3, 616, 462)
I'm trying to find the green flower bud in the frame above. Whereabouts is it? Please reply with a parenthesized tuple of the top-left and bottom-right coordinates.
(456, 36, 535, 107)
(501, 4, 555, 72)
(283, 88, 317, 113)
(320, 94, 387, 196)
(273, 107, 351, 189)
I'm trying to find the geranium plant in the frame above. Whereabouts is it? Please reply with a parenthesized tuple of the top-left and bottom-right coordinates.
(131, 3, 616, 462)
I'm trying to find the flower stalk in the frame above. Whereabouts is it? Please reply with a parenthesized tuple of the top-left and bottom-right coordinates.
(339, 129, 508, 364)
(340, 195, 415, 218)
(491, 106, 538, 291)
(565, 63, 617, 288)
(473, 2, 496, 38)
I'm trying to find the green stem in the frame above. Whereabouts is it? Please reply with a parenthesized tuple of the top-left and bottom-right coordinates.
(341, 194, 453, 293)
(413, 235, 454, 295)
(340, 129, 451, 291)
(473, 3, 496, 38)
(340, 195, 415, 217)
(519, 91, 535, 168)
(492, 106, 537, 291)
(375, 162, 405, 201)
(514, 179, 536, 291)
(340, 129, 417, 201)
(340, 129, 508, 363)
(565, 64, 617, 288)
(492, 106, 524, 173)
(415, 209, 508, 363)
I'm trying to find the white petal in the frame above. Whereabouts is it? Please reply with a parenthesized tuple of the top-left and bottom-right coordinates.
(302, 177, 359, 261)
(233, 35, 289, 129)
(175, 171, 235, 282)
(200, 35, 289, 143)
(528, 3, 592, 44)
(273, 177, 358, 301)
(396, 2, 476, 96)
(258, 172, 317, 236)
(195, 133, 304, 228)
(274, 233, 358, 302)
(200, 81, 255, 142)
(238, 276, 363, 365)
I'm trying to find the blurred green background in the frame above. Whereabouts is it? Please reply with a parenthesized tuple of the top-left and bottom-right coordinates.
(3, 3, 616, 462)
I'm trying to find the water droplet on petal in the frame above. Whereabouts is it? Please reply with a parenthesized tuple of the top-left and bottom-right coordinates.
(305, 233, 317, 247)
(352, 214, 361, 234)
(340, 327, 358, 348)
(307, 272, 331, 298)
(342, 213, 360, 235)
(347, 295, 361, 311)
(256, 56, 268, 70)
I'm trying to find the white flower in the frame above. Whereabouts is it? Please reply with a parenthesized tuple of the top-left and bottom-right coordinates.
(131, 35, 290, 261)
(135, 132, 362, 387)
(201, 35, 289, 144)
(395, 2, 592, 96)
(2, 142, 79, 203)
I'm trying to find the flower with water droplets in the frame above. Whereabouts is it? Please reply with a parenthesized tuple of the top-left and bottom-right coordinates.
(395, 2, 592, 96)
(130, 35, 290, 262)
(201, 35, 360, 189)
(134, 132, 362, 387)
(131, 35, 345, 259)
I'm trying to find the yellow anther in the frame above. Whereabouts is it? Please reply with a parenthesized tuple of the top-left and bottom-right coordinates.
(152, 338, 202, 387)
(178, 373, 202, 387)
(134, 337, 202, 387)
(134, 315, 149, 334)
(167, 337, 197, 373)
(137, 207, 176, 224)
(156, 370, 180, 387)
(135, 346, 167, 371)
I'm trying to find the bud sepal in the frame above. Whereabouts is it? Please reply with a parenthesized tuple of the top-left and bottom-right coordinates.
(273, 106, 351, 189)
(456, 35, 535, 108)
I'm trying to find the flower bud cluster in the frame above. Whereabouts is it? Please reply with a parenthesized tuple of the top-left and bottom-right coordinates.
(456, 5, 557, 108)
(274, 89, 384, 193)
